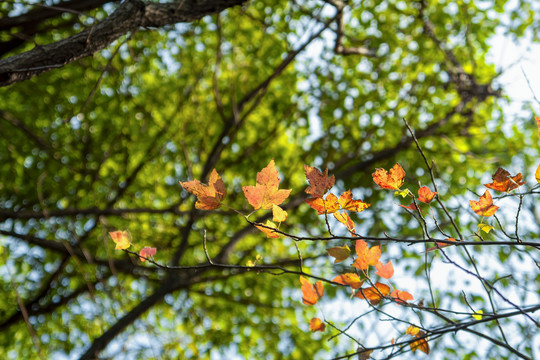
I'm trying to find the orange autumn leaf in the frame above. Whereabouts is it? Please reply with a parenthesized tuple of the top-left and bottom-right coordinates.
(333, 273, 363, 289)
(305, 193, 340, 215)
(417, 186, 437, 203)
(304, 165, 335, 198)
(484, 167, 525, 192)
(109, 230, 131, 250)
(242, 160, 291, 210)
(372, 163, 405, 190)
(338, 190, 370, 212)
(180, 169, 227, 210)
(355, 282, 391, 305)
(411, 331, 429, 355)
(326, 245, 351, 264)
(536, 164, 540, 183)
(309, 317, 326, 332)
(391, 289, 414, 304)
(272, 204, 288, 222)
(469, 190, 499, 217)
(334, 212, 355, 234)
(139, 247, 157, 262)
(255, 220, 280, 238)
(536, 116, 540, 139)
(375, 260, 394, 279)
(353, 240, 381, 270)
(300, 276, 324, 305)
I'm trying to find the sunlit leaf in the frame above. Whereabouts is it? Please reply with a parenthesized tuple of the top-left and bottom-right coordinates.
(255, 220, 280, 238)
(372, 163, 405, 190)
(300, 276, 324, 305)
(390, 289, 414, 304)
(272, 204, 288, 222)
(338, 190, 370, 212)
(417, 186, 437, 203)
(469, 190, 499, 217)
(394, 188, 410, 198)
(109, 230, 131, 250)
(426, 237, 457, 252)
(305, 193, 340, 215)
(478, 223, 493, 233)
(472, 310, 483, 320)
(353, 240, 381, 270)
(180, 169, 227, 210)
(536, 164, 540, 183)
(375, 260, 394, 279)
(309, 317, 326, 332)
(242, 160, 291, 210)
(334, 211, 355, 234)
(410, 336, 430, 354)
(355, 282, 390, 305)
(333, 273, 363, 289)
(139, 247, 156, 262)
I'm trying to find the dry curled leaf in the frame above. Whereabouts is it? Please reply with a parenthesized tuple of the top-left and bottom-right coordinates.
(180, 169, 227, 210)
(484, 167, 525, 192)
(309, 317, 326, 332)
(304, 165, 335, 198)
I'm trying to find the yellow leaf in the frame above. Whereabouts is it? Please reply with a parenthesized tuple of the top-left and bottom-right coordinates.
(472, 310, 483, 320)
(272, 204, 288, 222)
(478, 223, 493, 233)
(394, 188, 410, 198)
(535, 164, 540, 183)
(109, 230, 131, 250)
(246, 260, 255, 267)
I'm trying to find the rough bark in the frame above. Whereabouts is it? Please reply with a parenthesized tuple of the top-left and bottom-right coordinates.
(0, 0, 246, 88)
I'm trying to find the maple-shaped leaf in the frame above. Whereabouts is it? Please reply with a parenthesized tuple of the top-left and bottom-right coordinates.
(391, 289, 414, 304)
(180, 169, 227, 210)
(300, 276, 324, 305)
(304, 165, 335, 198)
(338, 190, 370, 212)
(353, 240, 381, 270)
(417, 186, 437, 203)
(242, 160, 291, 210)
(309, 317, 326, 332)
(375, 260, 394, 279)
(355, 282, 391, 305)
(326, 245, 351, 264)
(334, 212, 355, 235)
(484, 168, 525, 192)
(332, 273, 363, 289)
(470, 190, 499, 217)
(305, 193, 340, 215)
(372, 163, 405, 190)
(255, 220, 280, 238)
(426, 237, 457, 252)
(109, 230, 131, 250)
(272, 204, 288, 222)
(139, 247, 156, 262)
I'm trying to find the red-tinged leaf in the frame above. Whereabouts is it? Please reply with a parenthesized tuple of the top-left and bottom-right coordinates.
(326, 245, 351, 264)
(391, 289, 414, 304)
(242, 160, 291, 210)
(355, 282, 391, 305)
(426, 237, 457, 252)
(255, 220, 280, 238)
(375, 260, 394, 279)
(484, 167, 525, 192)
(309, 317, 326, 332)
(272, 204, 288, 223)
(333, 273, 363, 289)
(469, 190, 499, 217)
(180, 169, 227, 210)
(305, 193, 339, 215)
(304, 165, 335, 198)
(417, 186, 437, 203)
(300, 276, 324, 305)
(410, 336, 430, 354)
(353, 240, 381, 270)
(372, 163, 405, 190)
(334, 212, 355, 235)
(536, 116, 540, 139)
(109, 230, 131, 250)
(139, 247, 156, 262)
(398, 203, 420, 212)
(338, 190, 370, 212)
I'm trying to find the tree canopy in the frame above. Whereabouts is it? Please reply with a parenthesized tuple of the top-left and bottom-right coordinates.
(0, 0, 539, 359)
